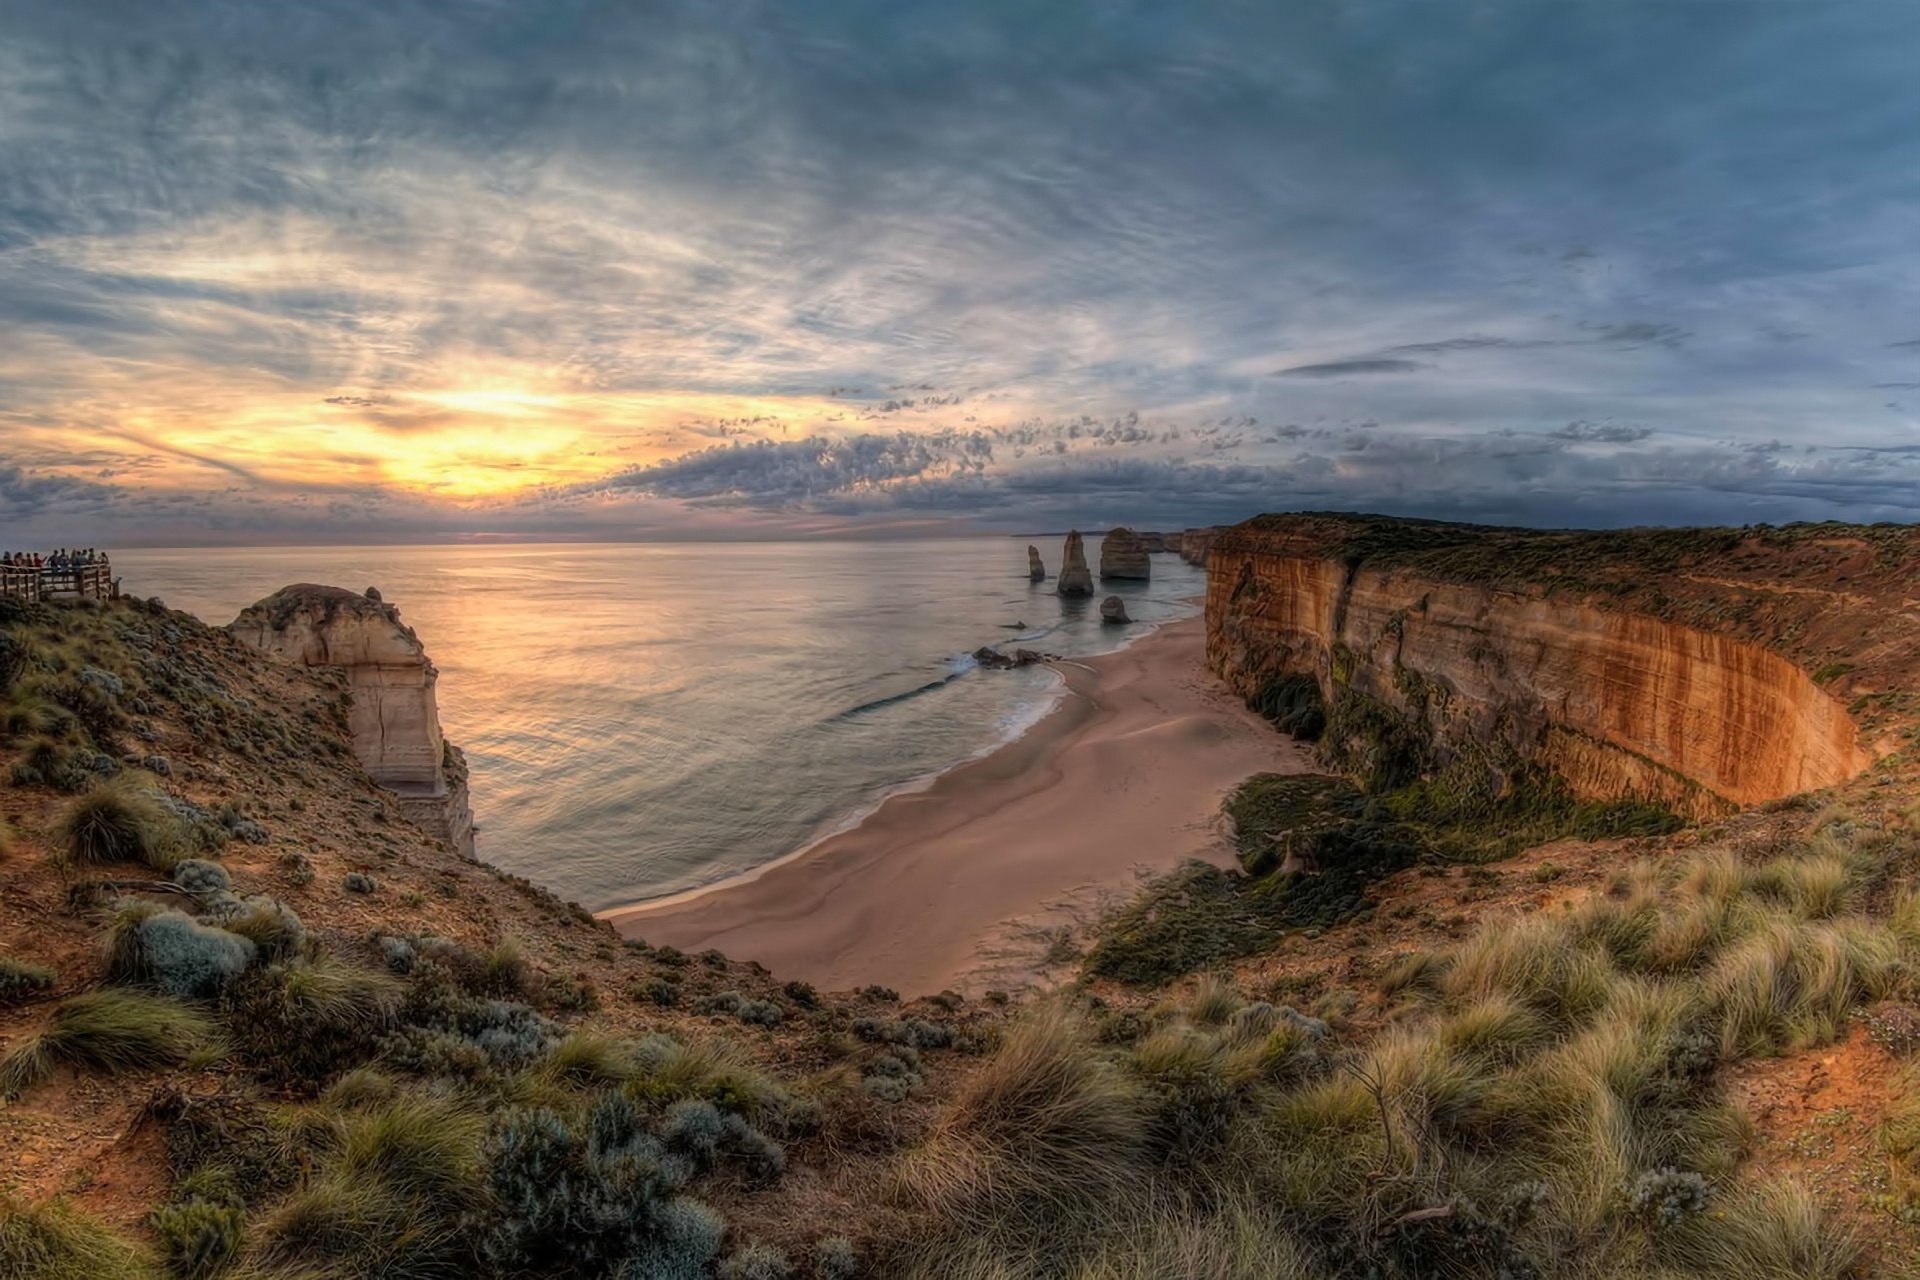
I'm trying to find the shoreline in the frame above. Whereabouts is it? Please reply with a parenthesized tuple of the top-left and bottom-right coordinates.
(601, 616, 1315, 995)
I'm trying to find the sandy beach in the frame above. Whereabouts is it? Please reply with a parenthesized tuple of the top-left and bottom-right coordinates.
(602, 617, 1315, 995)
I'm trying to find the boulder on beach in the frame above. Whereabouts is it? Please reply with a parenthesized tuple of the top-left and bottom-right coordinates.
(1028, 545, 1046, 581)
(1100, 527, 1151, 581)
(1100, 595, 1131, 625)
(1056, 532, 1095, 596)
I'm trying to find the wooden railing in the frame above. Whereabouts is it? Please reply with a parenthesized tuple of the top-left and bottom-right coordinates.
(0, 563, 115, 602)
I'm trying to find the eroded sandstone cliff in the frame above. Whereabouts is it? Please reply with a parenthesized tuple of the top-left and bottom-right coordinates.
(1208, 514, 1915, 815)
(230, 584, 475, 855)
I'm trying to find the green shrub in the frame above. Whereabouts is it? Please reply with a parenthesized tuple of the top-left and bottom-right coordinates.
(0, 954, 55, 1005)
(224, 957, 400, 1088)
(0, 990, 212, 1098)
(0, 1196, 155, 1279)
(720, 1242, 792, 1280)
(481, 1095, 725, 1276)
(149, 1198, 243, 1278)
(53, 782, 180, 871)
(814, 1235, 859, 1280)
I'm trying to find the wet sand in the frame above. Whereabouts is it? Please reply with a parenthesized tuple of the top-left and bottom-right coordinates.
(601, 617, 1315, 995)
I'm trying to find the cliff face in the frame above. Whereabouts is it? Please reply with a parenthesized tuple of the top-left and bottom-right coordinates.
(1207, 516, 1902, 815)
(230, 584, 474, 855)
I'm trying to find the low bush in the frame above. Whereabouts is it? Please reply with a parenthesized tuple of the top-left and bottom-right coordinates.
(814, 1235, 859, 1280)
(0, 989, 212, 1098)
(341, 872, 378, 894)
(719, 1242, 792, 1280)
(482, 1094, 725, 1276)
(149, 1197, 243, 1279)
(225, 956, 401, 1088)
(104, 905, 256, 999)
(0, 954, 55, 1005)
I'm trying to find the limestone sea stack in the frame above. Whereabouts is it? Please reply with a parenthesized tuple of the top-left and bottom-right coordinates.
(1100, 595, 1131, 625)
(1028, 545, 1046, 581)
(229, 584, 474, 857)
(1100, 527, 1151, 581)
(1057, 532, 1095, 596)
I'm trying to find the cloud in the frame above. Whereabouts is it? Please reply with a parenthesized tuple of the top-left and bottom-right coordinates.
(1550, 421, 1655, 443)
(3, 1, 1920, 541)
(1273, 359, 1427, 378)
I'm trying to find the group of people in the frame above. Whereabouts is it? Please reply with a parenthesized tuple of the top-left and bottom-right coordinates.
(1, 548, 109, 570)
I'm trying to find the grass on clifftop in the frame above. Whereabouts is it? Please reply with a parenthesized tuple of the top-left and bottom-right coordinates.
(1085, 769, 1679, 987)
(906, 819, 1917, 1279)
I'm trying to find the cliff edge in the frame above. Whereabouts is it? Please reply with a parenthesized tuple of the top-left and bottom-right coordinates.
(229, 584, 474, 855)
(1208, 513, 1919, 816)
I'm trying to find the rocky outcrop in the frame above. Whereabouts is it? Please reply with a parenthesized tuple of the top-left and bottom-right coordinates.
(973, 646, 1056, 669)
(1136, 531, 1169, 554)
(230, 585, 474, 857)
(1100, 527, 1151, 581)
(1101, 596, 1131, 625)
(1028, 545, 1046, 581)
(1208, 516, 1887, 817)
(1177, 527, 1222, 567)
(1057, 532, 1095, 596)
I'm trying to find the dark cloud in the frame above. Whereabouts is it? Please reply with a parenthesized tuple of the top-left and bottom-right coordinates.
(1550, 421, 1655, 444)
(1273, 359, 1427, 378)
(580, 431, 995, 505)
(4, 1, 1920, 540)
(1380, 336, 1558, 356)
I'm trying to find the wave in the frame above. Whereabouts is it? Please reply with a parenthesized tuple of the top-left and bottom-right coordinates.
(828, 654, 978, 722)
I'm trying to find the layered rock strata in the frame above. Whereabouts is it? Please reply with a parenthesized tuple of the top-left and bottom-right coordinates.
(230, 585, 474, 856)
(1100, 527, 1151, 581)
(1208, 516, 1883, 817)
(1057, 532, 1094, 596)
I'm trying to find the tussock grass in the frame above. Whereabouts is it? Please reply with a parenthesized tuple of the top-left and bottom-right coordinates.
(1658, 1179, 1863, 1279)
(52, 780, 181, 872)
(1706, 917, 1899, 1057)
(0, 1196, 155, 1279)
(0, 989, 212, 1097)
(896, 826, 1893, 1277)
(897, 1003, 1148, 1243)
(224, 956, 401, 1087)
(250, 1095, 486, 1278)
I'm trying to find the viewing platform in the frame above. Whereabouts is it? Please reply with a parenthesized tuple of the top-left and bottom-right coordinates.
(0, 561, 116, 603)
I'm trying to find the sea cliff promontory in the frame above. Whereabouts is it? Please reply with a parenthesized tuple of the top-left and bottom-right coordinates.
(1207, 513, 1914, 815)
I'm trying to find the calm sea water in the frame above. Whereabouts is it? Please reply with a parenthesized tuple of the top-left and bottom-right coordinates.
(115, 538, 1204, 911)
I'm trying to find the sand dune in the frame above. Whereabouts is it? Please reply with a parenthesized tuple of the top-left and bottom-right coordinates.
(602, 617, 1315, 995)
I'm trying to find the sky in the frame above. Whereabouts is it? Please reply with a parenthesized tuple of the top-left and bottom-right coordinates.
(4, 0, 1920, 546)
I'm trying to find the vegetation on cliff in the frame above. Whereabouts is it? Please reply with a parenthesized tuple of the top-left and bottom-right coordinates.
(6, 570, 1920, 1277)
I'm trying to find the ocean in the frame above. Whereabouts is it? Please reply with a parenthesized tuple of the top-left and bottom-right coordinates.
(114, 538, 1205, 912)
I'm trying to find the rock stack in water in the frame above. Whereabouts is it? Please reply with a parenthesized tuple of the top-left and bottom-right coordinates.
(229, 584, 474, 858)
(1100, 527, 1151, 581)
(1056, 531, 1094, 596)
(1028, 545, 1046, 581)
(1100, 595, 1131, 625)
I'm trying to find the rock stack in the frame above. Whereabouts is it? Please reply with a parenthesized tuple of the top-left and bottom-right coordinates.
(1100, 527, 1151, 581)
(1056, 532, 1094, 596)
(229, 584, 474, 858)
(1100, 595, 1131, 625)
(1028, 545, 1046, 581)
